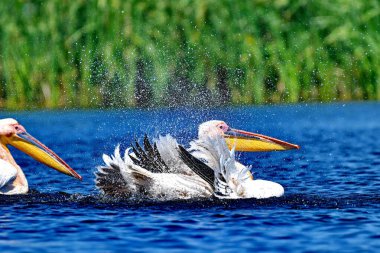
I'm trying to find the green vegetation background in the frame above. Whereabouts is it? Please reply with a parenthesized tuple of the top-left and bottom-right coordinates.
(0, 0, 379, 109)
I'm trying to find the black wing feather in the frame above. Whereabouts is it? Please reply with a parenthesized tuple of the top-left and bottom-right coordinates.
(153, 143, 167, 166)
(129, 136, 170, 173)
(143, 135, 155, 156)
(177, 145, 215, 190)
(95, 163, 130, 198)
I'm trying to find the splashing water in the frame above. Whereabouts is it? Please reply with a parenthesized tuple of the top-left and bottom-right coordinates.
(0, 102, 379, 252)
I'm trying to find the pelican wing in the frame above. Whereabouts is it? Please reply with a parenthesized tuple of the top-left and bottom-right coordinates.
(96, 146, 155, 198)
(96, 163, 130, 198)
(155, 135, 196, 175)
(180, 134, 238, 198)
(178, 145, 215, 190)
(96, 146, 213, 200)
(130, 135, 170, 173)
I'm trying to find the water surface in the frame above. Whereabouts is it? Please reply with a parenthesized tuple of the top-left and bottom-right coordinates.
(0, 102, 379, 252)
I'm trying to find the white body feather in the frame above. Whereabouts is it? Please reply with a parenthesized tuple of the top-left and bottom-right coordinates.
(0, 159, 28, 195)
(0, 159, 17, 189)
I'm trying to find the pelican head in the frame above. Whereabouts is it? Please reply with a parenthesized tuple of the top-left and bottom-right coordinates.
(0, 118, 81, 180)
(198, 120, 299, 152)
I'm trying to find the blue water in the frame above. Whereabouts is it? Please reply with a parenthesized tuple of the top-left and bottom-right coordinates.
(0, 102, 379, 252)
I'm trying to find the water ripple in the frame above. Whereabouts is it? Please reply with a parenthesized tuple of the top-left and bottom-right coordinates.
(0, 103, 379, 252)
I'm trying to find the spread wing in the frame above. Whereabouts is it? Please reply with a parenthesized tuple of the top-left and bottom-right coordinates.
(95, 162, 130, 198)
(95, 146, 155, 198)
(178, 137, 235, 198)
(129, 135, 171, 173)
(178, 145, 215, 190)
(155, 134, 196, 175)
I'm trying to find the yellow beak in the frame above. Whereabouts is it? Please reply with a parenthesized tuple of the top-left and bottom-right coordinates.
(224, 128, 300, 152)
(1, 132, 82, 180)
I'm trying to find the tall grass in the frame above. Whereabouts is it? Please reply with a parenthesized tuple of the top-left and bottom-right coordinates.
(0, 0, 379, 109)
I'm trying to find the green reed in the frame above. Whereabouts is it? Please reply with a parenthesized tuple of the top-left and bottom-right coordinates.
(0, 0, 379, 109)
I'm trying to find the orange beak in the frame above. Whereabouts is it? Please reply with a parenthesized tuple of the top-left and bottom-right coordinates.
(1, 130, 82, 180)
(224, 128, 300, 152)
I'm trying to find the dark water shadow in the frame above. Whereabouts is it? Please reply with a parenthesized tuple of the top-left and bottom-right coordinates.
(1, 190, 379, 210)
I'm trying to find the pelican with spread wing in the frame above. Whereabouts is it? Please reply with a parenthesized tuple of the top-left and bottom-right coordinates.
(0, 118, 82, 195)
(96, 120, 299, 200)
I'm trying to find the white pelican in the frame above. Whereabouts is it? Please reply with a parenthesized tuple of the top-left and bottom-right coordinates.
(96, 120, 299, 200)
(0, 118, 82, 194)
